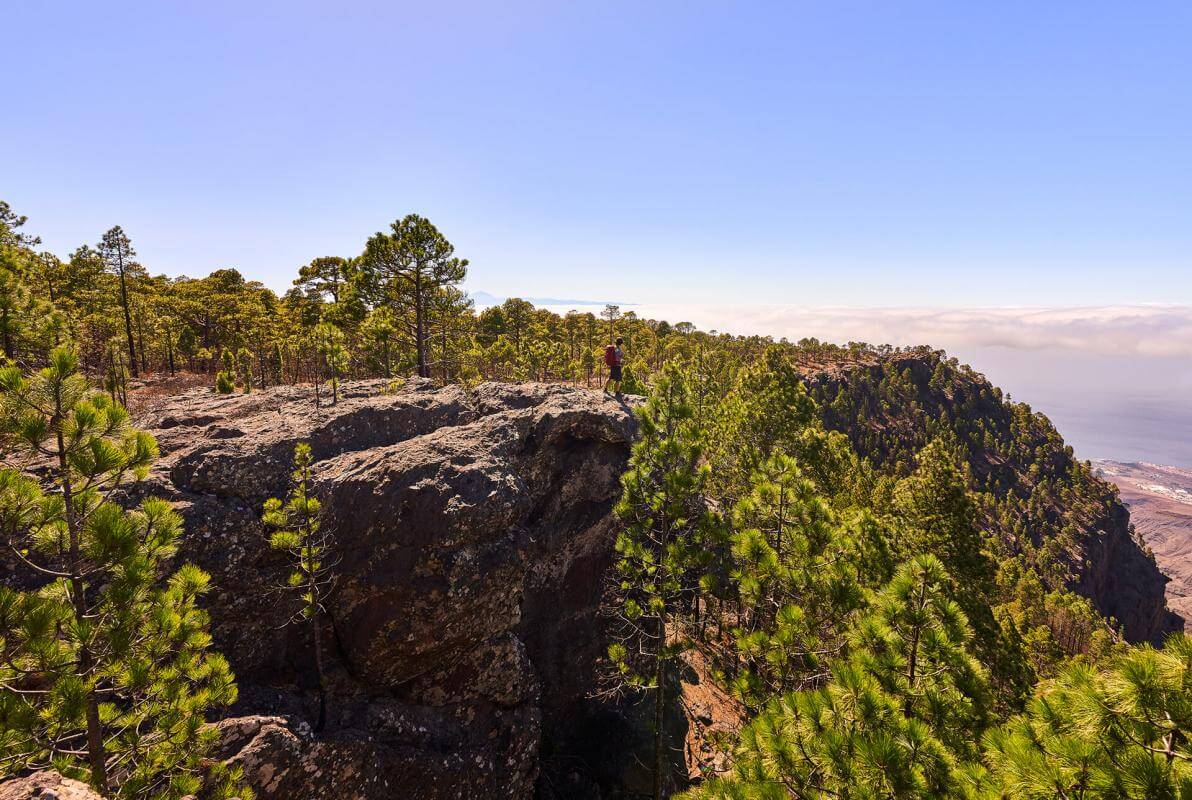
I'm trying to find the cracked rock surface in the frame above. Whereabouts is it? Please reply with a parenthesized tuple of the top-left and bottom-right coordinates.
(132, 379, 638, 799)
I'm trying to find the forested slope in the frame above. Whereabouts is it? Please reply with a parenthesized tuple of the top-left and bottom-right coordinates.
(802, 349, 1182, 644)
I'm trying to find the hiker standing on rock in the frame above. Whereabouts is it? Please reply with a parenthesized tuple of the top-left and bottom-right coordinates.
(603, 337, 624, 398)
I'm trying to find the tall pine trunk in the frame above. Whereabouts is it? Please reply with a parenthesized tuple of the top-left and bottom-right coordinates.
(313, 351, 322, 408)
(2, 308, 12, 361)
(414, 274, 428, 378)
(135, 314, 147, 374)
(116, 265, 138, 378)
(307, 528, 328, 732)
(312, 614, 327, 731)
(653, 610, 667, 800)
(56, 426, 109, 795)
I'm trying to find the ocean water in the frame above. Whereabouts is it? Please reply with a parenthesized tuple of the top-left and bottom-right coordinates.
(1038, 395, 1192, 468)
(953, 348, 1192, 468)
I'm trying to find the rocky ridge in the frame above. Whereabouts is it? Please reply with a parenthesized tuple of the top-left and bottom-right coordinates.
(2, 363, 1183, 799)
(137, 379, 640, 799)
(806, 354, 1182, 643)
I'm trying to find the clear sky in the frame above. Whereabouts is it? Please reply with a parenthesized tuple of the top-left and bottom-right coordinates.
(4, 1, 1191, 305)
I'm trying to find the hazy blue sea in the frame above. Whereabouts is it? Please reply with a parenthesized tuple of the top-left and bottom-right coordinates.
(530, 301, 1192, 468)
(1037, 395, 1192, 468)
(954, 347, 1192, 468)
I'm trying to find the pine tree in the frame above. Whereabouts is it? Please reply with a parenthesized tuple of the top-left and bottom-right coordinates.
(97, 227, 141, 378)
(606, 365, 714, 800)
(359, 307, 401, 378)
(892, 440, 991, 599)
(359, 215, 468, 379)
(314, 322, 348, 405)
(294, 256, 351, 304)
(892, 438, 1033, 707)
(499, 298, 535, 353)
(981, 633, 1191, 799)
(0, 207, 58, 364)
(678, 346, 725, 437)
(728, 453, 869, 705)
(0, 256, 30, 362)
(236, 347, 254, 393)
(709, 347, 818, 505)
(215, 349, 236, 394)
(176, 327, 197, 370)
(601, 303, 621, 344)
(0, 202, 40, 250)
(0, 347, 244, 799)
(684, 556, 992, 800)
(262, 443, 337, 732)
(103, 337, 130, 406)
(428, 286, 474, 382)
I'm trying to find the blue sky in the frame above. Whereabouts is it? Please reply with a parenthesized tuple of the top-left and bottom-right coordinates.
(4, 1, 1191, 305)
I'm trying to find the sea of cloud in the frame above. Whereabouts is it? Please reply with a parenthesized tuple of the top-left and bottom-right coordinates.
(524, 301, 1192, 466)
(612, 303, 1192, 359)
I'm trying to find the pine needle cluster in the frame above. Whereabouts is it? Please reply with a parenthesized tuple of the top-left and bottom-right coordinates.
(0, 347, 246, 799)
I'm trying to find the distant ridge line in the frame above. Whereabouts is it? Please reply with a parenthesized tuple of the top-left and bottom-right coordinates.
(469, 290, 635, 307)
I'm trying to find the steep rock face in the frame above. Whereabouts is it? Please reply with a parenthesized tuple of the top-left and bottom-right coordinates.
(1095, 461, 1192, 623)
(133, 380, 637, 799)
(1073, 500, 1181, 642)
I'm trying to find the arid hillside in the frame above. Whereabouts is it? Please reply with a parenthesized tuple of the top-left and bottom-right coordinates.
(1095, 460, 1192, 622)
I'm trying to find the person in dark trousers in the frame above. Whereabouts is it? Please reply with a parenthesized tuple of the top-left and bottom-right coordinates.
(603, 337, 624, 397)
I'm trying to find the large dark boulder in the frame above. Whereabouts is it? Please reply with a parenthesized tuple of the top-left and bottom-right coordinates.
(134, 380, 638, 799)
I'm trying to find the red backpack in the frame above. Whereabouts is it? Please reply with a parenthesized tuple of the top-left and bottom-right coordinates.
(604, 344, 618, 367)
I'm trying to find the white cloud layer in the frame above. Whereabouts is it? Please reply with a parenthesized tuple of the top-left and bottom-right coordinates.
(583, 303, 1192, 358)
(509, 299, 1192, 464)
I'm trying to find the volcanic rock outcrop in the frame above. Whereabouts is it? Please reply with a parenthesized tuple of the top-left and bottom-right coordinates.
(0, 771, 103, 800)
(134, 380, 639, 799)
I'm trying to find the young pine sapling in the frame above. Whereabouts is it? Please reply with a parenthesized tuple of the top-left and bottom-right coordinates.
(262, 443, 338, 730)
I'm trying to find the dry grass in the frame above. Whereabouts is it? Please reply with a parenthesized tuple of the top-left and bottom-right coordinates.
(125, 371, 213, 419)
